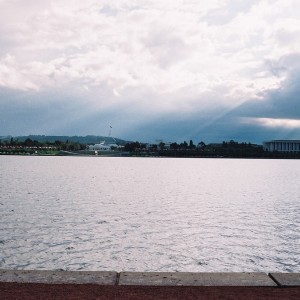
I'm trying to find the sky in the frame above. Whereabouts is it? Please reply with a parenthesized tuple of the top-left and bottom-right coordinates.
(0, 0, 300, 143)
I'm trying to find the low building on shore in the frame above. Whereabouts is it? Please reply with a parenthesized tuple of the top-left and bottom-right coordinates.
(88, 141, 123, 152)
(263, 140, 300, 152)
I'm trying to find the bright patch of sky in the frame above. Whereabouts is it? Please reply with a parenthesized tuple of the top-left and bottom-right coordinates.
(0, 0, 300, 143)
(243, 117, 300, 129)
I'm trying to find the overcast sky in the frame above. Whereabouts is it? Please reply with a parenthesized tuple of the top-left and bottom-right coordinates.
(0, 0, 300, 143)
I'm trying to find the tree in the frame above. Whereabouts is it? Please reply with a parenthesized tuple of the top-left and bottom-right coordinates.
(189, 140, 195, 150)
(170, 142, 179, 150)
(198, 141, 206, 149)
(151, 144, 158, 151)
(24, 138, 34, 147)
(159, 142, 165, 150)
(124, 142, 141, 152)
(229, 140, 238, 147)
(180, 141, 188, 150)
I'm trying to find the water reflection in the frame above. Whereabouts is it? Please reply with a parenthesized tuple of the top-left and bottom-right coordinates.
(0, 156, 299, 272)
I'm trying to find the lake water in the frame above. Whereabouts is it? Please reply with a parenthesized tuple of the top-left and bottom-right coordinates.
(0, 156, 300, 272)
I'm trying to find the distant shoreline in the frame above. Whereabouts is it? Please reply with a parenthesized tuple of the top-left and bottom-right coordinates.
(1, 152, 300, 159)
(2, 136, 300, 159)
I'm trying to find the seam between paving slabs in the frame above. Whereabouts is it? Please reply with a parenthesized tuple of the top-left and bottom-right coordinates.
(115, 273, 120, 286)
(268, 273, 281, 287)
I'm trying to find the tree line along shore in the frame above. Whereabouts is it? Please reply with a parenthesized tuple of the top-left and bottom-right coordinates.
(1, 136, 300, 158)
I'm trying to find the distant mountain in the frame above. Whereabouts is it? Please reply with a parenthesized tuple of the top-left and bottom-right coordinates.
(0, 135, 131, 145)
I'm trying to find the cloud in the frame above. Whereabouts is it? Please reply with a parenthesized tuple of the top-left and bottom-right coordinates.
(0, 55, 39, 90)
(241, 117, 300, 129)
(0, 0, 300, 142)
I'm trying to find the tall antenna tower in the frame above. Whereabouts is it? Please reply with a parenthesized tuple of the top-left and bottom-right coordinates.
(108, 125, 112, 138)
(108, 125, 117, 144)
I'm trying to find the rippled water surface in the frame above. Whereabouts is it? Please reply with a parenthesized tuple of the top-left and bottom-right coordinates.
(1, 156, 300, 272)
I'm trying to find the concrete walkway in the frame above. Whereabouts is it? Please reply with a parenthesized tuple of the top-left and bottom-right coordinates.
(1, 270, 300, 299)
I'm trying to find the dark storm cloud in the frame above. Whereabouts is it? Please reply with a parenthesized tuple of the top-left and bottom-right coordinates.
(213, 62, 300, 143)
(237, 55, 300, 120)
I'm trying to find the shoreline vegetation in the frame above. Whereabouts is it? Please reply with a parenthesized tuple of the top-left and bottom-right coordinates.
(1, 135, 300, 159)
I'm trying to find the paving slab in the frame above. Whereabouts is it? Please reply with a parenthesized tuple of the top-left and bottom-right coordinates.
(269, 273, 300, 287)
(0, 269, 117, 285)
(119, 272, 277, 286)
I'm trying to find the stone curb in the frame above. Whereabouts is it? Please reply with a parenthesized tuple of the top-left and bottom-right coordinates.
(0, 270, 117, 285)
(119, 272, 277, 286)
(1, 270, 300, 287)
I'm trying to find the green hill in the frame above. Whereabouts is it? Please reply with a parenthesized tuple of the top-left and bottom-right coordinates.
(0, 135, 130, 145)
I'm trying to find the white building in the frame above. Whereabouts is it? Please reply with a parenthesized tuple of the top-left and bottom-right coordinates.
(88, 141, 121, 151)
(263, 140, 300, 152)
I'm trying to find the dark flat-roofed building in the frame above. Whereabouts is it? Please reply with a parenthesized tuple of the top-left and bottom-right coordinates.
(263, 140, 300, 152)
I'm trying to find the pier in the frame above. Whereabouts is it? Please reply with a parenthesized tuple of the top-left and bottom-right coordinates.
(1, 270, 300, 299)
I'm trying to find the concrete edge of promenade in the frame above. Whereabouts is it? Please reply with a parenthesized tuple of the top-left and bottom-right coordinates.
(1, 269, 300, 287)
